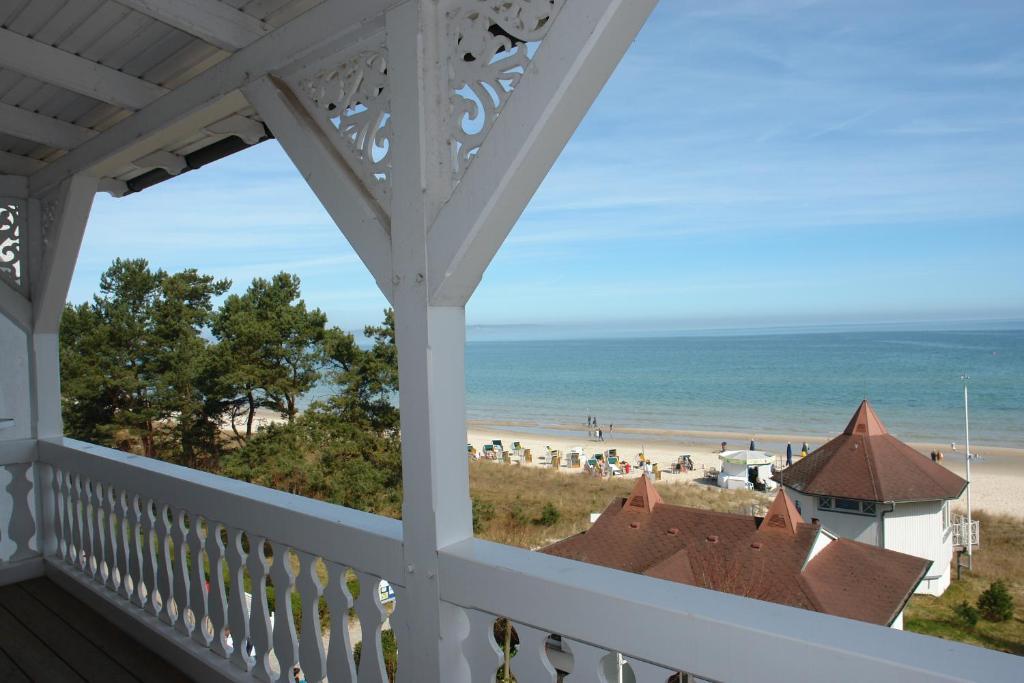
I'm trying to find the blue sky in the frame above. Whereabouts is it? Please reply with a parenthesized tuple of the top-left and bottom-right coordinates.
(71, 0, 1024, 334)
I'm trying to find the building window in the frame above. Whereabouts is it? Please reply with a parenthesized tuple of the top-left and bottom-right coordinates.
(818, 496, 876, 516)
(835, 498, 860, 512)
(943, 501, 951, 530)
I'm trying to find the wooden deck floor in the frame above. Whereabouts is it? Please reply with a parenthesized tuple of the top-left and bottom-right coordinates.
(0, 577, 191, 682)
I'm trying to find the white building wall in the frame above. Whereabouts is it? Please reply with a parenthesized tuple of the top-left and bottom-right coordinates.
(787, 490, 880, 545)
(883, 501, 952, 596)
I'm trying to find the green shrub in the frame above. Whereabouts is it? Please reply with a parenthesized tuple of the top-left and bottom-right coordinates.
(473, 497, 496, 534)
(977, 580, 1015, 622)
(354, 629, 398, 680)
(532, 502, 561, 527)
(952, 600, 979, 628)
(508, 504, 529, 527)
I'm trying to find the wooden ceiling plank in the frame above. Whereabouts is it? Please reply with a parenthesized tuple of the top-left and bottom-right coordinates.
(0, 150, 45, 176)
(0, 102, 95, 149)
(112, 0, 271, 52)
(0, 28, 168, 110)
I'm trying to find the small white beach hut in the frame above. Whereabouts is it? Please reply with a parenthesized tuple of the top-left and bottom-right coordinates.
(717, 450, 778, 491)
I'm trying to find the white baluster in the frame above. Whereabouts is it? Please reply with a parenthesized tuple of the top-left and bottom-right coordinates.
(156, 503, 175, 625)
(64, 473, 75, 565)
(463, 611, 502, 683)
(564, 638, 611, 682)
(270, 543, 299, 680)
(52, 468, 65, 559)
(106, 485, 121, 591)
(73, 479, 87, 573)
(227, 528, 253, 671)
(84, 479, 98, 578)
(323, 563, 356, 683)
(142, 499, 159, 614)
(128, 495, 145, 607)
(89, 481, 103, 581)
(295, 552, 326, 682)
(37, 463, 56, 559)
(353, 571, 387, 683)
(206, 522, 228, 656)
(391, 584, 411, 683)
(5, 463, 36, 562)
(630, 658, 681, 683)
(119, 491, 135, 600)
(246, 536, 274, 682)
(188, 515, 209, 646)
(171, 509, 190, 634)
(509, 624, 557, 683)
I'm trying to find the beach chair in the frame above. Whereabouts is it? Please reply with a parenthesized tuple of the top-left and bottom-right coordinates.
(524, 448, 533, 463)
(467, 444, 478, 459)
(482, 444, 496, 460)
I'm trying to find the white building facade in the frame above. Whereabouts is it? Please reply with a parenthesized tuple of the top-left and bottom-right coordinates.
(780, 402, 964, 597)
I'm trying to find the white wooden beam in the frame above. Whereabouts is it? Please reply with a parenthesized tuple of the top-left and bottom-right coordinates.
(0, 174, 29, 197)
(243, 76, 393, 300)
(132, 150, 187, 175)
(0, 28, 168, 111)
(30, 0, 401, 194)
(112, 0, 271, 52)
(203, 114, 266, 144)
(0, 278, 32, 333)
(30, 175, 99, 334)
(0, 102, 95, 150)
(427, 0, 659, 306)
(0, 151, 45, 176)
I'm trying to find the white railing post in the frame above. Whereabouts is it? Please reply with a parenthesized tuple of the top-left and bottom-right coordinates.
(1, 172, 95, 578)
(387, 2, 474, 681)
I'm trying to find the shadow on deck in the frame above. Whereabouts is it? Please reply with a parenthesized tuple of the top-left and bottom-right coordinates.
(0, 577, 190, 682)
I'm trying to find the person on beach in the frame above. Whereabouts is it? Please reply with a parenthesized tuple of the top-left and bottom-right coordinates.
(609, 423, 614, 435)
(597, 428, 604, 441)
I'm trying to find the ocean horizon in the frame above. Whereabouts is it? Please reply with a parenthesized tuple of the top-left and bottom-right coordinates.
(462, 326, 1023, 449)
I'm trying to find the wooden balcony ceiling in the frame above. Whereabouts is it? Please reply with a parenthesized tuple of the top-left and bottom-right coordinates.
(0, 0, 327, 188)
(0, 578, 189, 682)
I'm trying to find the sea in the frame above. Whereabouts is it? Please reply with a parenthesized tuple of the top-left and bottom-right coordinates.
(462, 326, 1024, 449)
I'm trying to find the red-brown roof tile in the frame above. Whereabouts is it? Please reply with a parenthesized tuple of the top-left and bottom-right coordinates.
(542, 480, 929, 626)
(774, 400, 966, 502)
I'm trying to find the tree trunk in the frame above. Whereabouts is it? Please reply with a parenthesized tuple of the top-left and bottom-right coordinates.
(245, 391, 257, 439)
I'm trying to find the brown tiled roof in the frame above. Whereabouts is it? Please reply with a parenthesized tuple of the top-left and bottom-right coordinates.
(542, 479, 930, 626)
(773, 400, 967, 502)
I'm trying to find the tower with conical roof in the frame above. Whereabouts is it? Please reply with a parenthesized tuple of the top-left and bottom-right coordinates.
(773, 400, 965, 597)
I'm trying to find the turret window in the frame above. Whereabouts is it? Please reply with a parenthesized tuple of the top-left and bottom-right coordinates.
(818, 496, 877, 516)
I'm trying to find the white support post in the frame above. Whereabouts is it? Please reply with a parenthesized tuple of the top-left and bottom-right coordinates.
(387, 2, 472, 681)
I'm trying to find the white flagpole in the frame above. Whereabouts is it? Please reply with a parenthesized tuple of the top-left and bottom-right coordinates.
(962, 373, 972, 570)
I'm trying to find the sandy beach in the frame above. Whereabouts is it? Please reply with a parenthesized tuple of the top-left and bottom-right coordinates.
(467, 419, 1024, 518)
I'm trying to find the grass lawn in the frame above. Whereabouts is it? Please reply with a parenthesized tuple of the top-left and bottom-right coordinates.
(904, 510, 1024, 655)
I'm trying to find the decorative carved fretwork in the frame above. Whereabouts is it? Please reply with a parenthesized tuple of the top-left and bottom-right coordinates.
(0, 201, 24, 292)
(449, 0, 564, 179)
(298, 48, 392, 206)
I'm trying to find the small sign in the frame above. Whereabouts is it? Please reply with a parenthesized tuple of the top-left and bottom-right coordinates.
(379, 580, 396, 605)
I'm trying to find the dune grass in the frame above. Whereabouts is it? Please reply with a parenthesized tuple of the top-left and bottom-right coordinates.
(468, 460, 767, 549)
(904, 510, 1024, 654)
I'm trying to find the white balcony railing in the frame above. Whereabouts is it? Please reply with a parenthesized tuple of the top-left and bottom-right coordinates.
(952, 515, 981, 549)
(0, 438, 1017, 682)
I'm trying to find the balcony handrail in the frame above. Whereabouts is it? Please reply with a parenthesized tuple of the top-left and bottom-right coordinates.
(439, 537, 1021, 683)
(37, 437, 405, 582)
